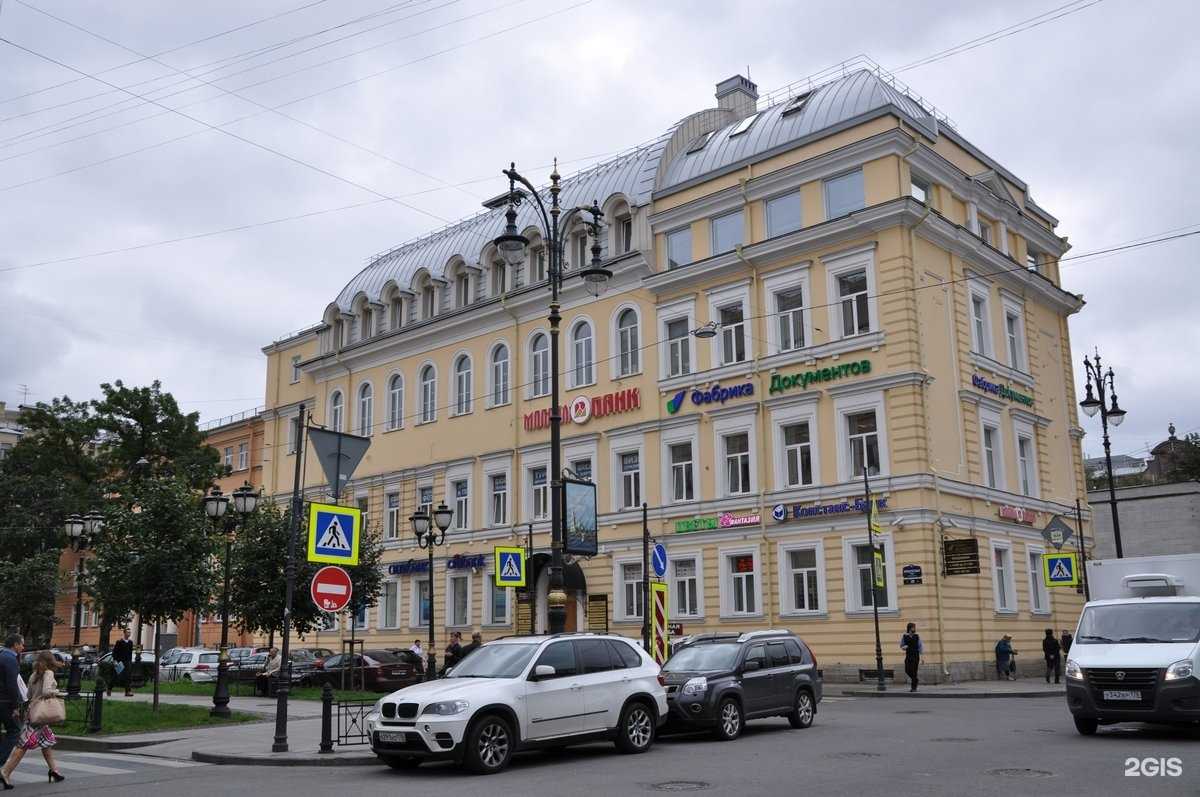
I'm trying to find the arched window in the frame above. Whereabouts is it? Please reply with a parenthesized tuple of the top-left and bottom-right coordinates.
(329, 390, 344, 432)
(358, 383, 373, 436)
(454, 355, 473, 415)
(617, 308, 639, 376)
(491, 345, 510, 406)
(531, 334, 549, 397)
(572, 321, 594, 386)
(387, 374, 403, 430)
(420, 365, 436, 423)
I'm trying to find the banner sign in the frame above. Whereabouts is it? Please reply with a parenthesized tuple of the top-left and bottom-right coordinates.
(943, 537, 981, 575)
(675, 511, 761, 533)
(523, 388, 641, 431)
(971, 374, 1033, 406)
(563, 477, 598, 556)
(998, 505, 1038, 525)
(769, 360, 872, 394)
(666, 382, 754, 414)
(771, 497, 887, 522)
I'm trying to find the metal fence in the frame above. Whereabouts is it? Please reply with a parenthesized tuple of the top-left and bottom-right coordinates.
(335, 700, 374, 746)
(63, 692, 98, 734)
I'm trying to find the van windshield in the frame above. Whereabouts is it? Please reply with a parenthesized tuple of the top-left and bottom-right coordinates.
(1077, 602, 1200, 644)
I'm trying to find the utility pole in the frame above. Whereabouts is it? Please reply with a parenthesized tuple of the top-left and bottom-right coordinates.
(641, 503, 650, 653)
(863, 467, 886, 692)
(273, 405, 305, 753)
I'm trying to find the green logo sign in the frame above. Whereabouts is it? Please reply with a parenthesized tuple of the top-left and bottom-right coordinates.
(769, 360, 871, 394)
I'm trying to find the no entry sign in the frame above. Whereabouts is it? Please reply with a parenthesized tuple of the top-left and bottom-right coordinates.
(311, 565, 353, 613)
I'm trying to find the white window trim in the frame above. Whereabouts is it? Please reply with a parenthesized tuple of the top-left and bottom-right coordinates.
(990, 538, 1018, 614)
(718, 544, 763, 619)
(657, 297, 696, 380)
(823, 167, 865, 219)
(833, 390, 890, 483)
(446, 461, 473, 531)
(660, 422, 701, 506)
(706, 281, 753, 367)
(384, 371, 405, 431)
(290, 355, 301, 384)
(823, 244, 878, 341)
(710, 208, 745, 255)
(1000, 294, 1028, 373)
(667, 548, 705, 620)
(1013, 418, 1040, 498)
(484, 458, 512, 528)
(765, 189, 802, 238)
(567, 316, 597, 390)
(979, 405, 1006, 492)
(713, 410, 758, 498)
(409, 574, 432, 629)
(609, 303, 644, 379)
(445, 570, 473, 628)
(416, 481, 434, 519)
(762, 264, 813, 356)
(521, 449, 551, 523)
(666, 225, 692, 269)
(487, 340, 512, 409)
(1025, 542, 1051, 616)
(355, 380, 375, 437)
(771, 399, 821, 491)
(564, 439, 598, 482)
(525, 328, 551, 399)
(612, 555, 645, 623)
(451, 352, 474, 417)
(378, 578, 402, 630)
(327, 386, 346, 433)
(609, 433, 645, 512)
(778, 540, 827, 617)
(483, 571, 511, 626)
(383, 488, 402, 541)
(968, 279, 994, 358)
(841, 533, 898, 614)
(417, 361, 438, 425)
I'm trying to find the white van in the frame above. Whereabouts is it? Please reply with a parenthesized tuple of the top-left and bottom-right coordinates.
(1066, 553, 1200, 734)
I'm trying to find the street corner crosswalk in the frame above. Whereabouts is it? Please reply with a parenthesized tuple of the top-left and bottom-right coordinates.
(9, 751, 203, 785)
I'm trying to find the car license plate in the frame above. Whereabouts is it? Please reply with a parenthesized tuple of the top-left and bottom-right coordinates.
(1102, 690, 1141, 701)
(390, 670, 405, 676)
(377, 731, 407, 743)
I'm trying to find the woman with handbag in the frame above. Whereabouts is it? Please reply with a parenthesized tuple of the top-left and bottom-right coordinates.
(0, 650, 66, 787)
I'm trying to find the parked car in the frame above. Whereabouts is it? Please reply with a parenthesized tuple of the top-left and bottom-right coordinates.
(82, 650, 157, 680)
(659, 629, 822, 740)
(163, 648, 222, 683)
(310, 650, 422, 692)
(228, 647, 255, 663)
(367, 633, 668, 774)
(229, 652, 269, 683)
(159, 647, 184, 668)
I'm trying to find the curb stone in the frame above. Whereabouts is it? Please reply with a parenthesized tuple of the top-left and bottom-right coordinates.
(192, 750, 378, 766)
(844, 689, 1064, 699)
(57, 735, 181, 752)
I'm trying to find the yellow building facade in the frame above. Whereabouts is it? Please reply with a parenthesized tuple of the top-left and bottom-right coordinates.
(261, 70, 1089, 682)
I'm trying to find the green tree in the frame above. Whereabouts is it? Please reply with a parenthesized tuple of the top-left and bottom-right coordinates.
(0, 550, 62, 645)
(343, 524, 386, 632)
(88, 476, 216, 709)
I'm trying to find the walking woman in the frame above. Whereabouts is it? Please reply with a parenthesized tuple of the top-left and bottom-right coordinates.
(0, 651, 66, 787)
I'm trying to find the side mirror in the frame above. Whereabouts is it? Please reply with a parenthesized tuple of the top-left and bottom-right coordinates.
(532, 664, 556, 680)
(743, 660, 761, 672)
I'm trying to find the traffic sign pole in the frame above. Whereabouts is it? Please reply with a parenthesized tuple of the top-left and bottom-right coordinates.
(641, 503, 650, 655)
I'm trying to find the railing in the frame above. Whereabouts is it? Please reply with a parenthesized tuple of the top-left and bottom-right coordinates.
(199, 405, 264, 432)
(63, 685, 101, 734)
(334, 698, 375, 747)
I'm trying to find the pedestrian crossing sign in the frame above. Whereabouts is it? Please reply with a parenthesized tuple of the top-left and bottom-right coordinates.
(307, 502, 360, 565)
(1043, 552, 1079, 587)
(494, 546, 526, 587)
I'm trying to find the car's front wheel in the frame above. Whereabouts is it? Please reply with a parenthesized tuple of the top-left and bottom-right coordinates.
(379, 755, 421, 770)
(713, 697, 743, 741)
(787, 690, 815, 729)
(463, 714, 514, 775)
(615, 701, 655, 754)
(1073, 717, 1098, 735)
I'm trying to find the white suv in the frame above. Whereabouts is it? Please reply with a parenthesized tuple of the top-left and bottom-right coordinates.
(366, 633, 668, 774)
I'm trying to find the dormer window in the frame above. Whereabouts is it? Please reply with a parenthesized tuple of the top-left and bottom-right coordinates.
(389, 295, 403, 329)
(455, 273, 470, 308)
(574, 233, 589, 270)
(360, 307, 372, 340)
(729, 112, 761, 137)
(685, 131, 714, 154)
(780, 90, 813, 117)
(492, 262, 507, 295)
(421, 285, 436, 319)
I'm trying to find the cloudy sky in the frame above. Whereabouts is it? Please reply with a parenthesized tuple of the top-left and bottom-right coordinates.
(1, 0, 1196, 461)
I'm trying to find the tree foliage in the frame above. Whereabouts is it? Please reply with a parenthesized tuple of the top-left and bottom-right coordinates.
(343, 523, 386, 627)
(228, 501, 324, 639)
(0, 550, 62, 645)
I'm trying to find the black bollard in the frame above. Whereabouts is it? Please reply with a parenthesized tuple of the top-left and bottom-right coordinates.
(319, 683, 333, 754)
(89, 678, 105, 734)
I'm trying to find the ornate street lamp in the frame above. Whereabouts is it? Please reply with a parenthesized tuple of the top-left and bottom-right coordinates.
(1080, 350, 1128, 557)
(412, 503, 453, 679)
(202, 482, 259, 717)
(64, 510, 102, 699)
(492, 162, 610, 633)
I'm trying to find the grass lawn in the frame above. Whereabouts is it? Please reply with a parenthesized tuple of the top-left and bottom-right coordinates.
(80, 679, 380, 702)
(64, 699, 258, 736)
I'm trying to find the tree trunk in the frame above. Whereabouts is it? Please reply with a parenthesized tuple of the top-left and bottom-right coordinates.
(268, 630, 275, 649)
(152, 621, 161, 712)
(98, 614, 112, 654)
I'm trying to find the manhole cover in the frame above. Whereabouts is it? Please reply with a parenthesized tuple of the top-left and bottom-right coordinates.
(930, 737, 978, 742)
(826, 752, 882, 760)
(649, 782, 710, 793)
(987, 768, 1054, 779)
(894, 709, 931, 714)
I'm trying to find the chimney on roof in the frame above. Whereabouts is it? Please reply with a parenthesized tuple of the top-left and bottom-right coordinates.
(715, 74, 758, 120)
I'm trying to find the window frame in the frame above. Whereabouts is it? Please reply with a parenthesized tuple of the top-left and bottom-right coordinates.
(529, 331, 550, 398)
(771, 400, 820, 491)
(384, 491, 401, 540)
(823, 245, 878, 341)
(910, 175, 930, 205)
(569, 318, 596, 389)
(328, 389, 344, 433)
(453, 354, 473, 416)
(236, 441, 248, 471)
(489, 343, 511, 408)
(779, 541, 825, 616)
(669, 551, 704, 619)
(762, 266, 812, 356)
(379, 578, 401, 630)
(979, 406, 1005, 491)
(290, 354, 301, 384)
(613, 305, 642, 378)
(990, 539, 1017, 614)
(710, 209, 744, 255)
(1014, 419, 1039, 498)
(1026, 543, 1051, 615)
(658, 297, 696, 380)
(1001, 295, 1027, 372)
(722, 430, 752, 497)
(530, 465, 549, 521)
(357, 382, 374, 437)
(969, 280, 994, 357)
(765, 190, 802, 238)
(410, 575, 432, 628)
(823, 168, 865, 219)
(713, 411, 757, 499)
(842, 534, 897, 614)
(668, 440, 696, 503)
(484, 571, 510, 626)
(719, 545, 762, 619)
(445, 570, 472, 628)
(418, 363, 437, 424)
(615, 558, 644, 622)
(666, 226, 692, 269)
(386, 373, 404, 430)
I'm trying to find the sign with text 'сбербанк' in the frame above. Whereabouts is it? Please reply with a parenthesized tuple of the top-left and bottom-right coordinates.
(769, 360, 871, 394)
(307, 502, 360, 565)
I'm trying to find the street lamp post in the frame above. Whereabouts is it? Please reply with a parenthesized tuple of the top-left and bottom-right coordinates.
(64, 510, 103, 699)
(1079, 350, 1128, 558)
(203, 483, 259, 718)
(492, 162, 611, 634)
(412, 502, 453, 679)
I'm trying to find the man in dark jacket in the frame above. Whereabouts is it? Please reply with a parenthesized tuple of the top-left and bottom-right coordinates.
(113, 627, 134, 696)
(1042, 628, 1062, 684)
(1060, 630, 1073, 656)
(459, 632, 483, 660)
(0, 633, 26, 768)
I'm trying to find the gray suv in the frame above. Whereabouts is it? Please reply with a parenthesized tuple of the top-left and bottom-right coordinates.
(660, 630, 822, 740)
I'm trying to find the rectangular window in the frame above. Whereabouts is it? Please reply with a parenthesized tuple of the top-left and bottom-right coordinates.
(982, 424, 999, 488)
(416, 578, 431, 626)
(622, 562, 643, 619)
(1029, 550, 1049, 613)
(456, 273, 470, 307)
(381, 581, 398, 629)
(574, 234, 589, 270)
(824, 169, 864, 218)
(724, 432, 751, 495)
(783, 422, 813, 487)
(531, 467, 548, 520)
(357, 497, 369, 532)
(490, 474, 508, 526)
(1005, 311, 1024, 370)
(621, 452, 641, 509)
(1026, 249, 1040, 272)
(454, 479, 469, 530)
(449, 574, 469, 626)
(729, 554, 757, 614)
(765, 191, 801, 238)
(492, 263, 506, 296)
(838, 270, 870, 336)
(910, 176, 929, 204)
(673, 558, 698, 617)
(223, 447, 232, 469)
(719, 304, 746, 364)
(391, 297, 403, 328)
(711, 210, 743, 254)
(385, 492, 400, 540)
(776, 287, 805, 351)
(353, 604, 368, 631)
(1018, 435, 1035, 497)
(571, 458, 592, 482)
(533, 248, 546, 282)
(994, 546, 1014, 611)
(979, 220, 993, 246)
(422, 287, 435, 319)
(847, 411, 880, 477)
(667, 227, 692, 269)
(971, 293, 990, 355)
(486, 578, 508, 625)
(669, 442, 695, 502)
(788, 548, 819, 612)
(237, 442, 248, 471)
(291, 355, 301, 383)
(418, 486, 433, 518)
(854, 543, 889, 609)
(287, 416, 299, 454)
(619, 217, 633, 253)
(667, 318, 691, 377)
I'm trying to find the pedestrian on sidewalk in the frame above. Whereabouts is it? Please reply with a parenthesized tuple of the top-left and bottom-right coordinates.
(113, 628, 134, 697)
(0, 650, 66, 787)
(442, 632, 463, 674)
(0, 634, 25, 787)
(258, 648, 281, 697)
(408, 640, 425, 674)
(1060, 629, 1073, 656)
(900, 623, 923, 692)
(1042, 629, 1062, 684)
(460, 632, 482, 660)
(994, 635, 1016, 681)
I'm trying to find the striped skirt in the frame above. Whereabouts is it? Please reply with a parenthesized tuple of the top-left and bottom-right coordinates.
(19, 723, 57, 750)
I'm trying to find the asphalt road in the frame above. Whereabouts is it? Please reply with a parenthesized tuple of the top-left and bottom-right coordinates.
(11, 696, 1199, 796)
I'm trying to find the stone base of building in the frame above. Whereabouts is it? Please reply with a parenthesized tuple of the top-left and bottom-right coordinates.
(822, 658, 1054, 685)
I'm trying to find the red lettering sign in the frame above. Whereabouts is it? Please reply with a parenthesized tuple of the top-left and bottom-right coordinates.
(522, 388, 642, 430)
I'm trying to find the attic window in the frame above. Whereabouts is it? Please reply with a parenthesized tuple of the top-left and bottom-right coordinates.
(780, 91, 813, 118)
(729, 112, 761, 137)
(685, 131, 715, 154)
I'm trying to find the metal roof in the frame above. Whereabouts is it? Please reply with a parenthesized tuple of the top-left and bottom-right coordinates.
(657, 69, 933, 193)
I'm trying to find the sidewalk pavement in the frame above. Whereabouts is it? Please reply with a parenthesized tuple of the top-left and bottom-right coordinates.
(104, 690, 325, 719)
(835, 676, 1067, 698)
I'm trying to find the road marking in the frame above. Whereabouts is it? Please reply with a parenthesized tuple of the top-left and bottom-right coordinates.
(40, 759, 131, 775)
(70, 752, 202, 768)
(9, 771, 45, 784)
